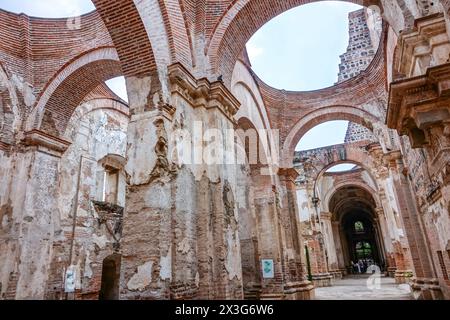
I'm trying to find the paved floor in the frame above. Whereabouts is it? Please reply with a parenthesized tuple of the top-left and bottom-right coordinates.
(314, 275, 413, 300)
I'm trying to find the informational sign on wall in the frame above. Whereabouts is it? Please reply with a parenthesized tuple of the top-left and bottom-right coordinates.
(261, 259, 274, 279)
(64, 266, 76, 293)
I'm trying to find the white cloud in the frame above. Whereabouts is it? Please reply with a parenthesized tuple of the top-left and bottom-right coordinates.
(246, 42, 264, 61)
(106, 77, 128, 103)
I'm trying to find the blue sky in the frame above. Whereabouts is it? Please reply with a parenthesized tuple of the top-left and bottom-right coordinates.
(0, 0, 94, 17)
(247, 1, 361, 91)
(246, 1, 361, 164)
(1, 1, 359, 157)
(0, 0, 128, 102)
(246, 2, 361, 153)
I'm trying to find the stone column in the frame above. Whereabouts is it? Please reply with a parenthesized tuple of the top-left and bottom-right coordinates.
(119, 63, 244, 300)
(1, 130, 70, 299)
(252, 175, 284, 300)
(376, 202, 413, 284)
(332, 221, 346, 275)
(276, 168, 314, 299)
(321, 212, 341, 279)
(373, 207, 394, 275)
(384, 151, 443, 299)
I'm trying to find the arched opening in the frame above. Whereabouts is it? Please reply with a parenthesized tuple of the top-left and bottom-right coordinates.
(27, 48, 123, 137)
(283, 107, 378, 167)
(99, 254, 121, 300)
(326, 163, 360, 173)
(246, 2, 382, 91)
(329, 185, 386, 274)
(234, 117, 268, 299)
(106, 77, 128, 102)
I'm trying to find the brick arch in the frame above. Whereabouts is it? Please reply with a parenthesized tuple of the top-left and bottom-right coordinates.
(27, 47, 123, 137)
(64, 97, 129, 140)
(323, 180, 381, 213)
(206, 0, 397, 82)
(236, 116, 271, 167)
(327, 184, 378, 218)
(91, 0, 160, 78)
(281, 105, 379, 167)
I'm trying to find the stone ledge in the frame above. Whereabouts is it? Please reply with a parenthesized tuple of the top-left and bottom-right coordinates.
(168, 62, 241, 123)
(22, 129, 71, 154)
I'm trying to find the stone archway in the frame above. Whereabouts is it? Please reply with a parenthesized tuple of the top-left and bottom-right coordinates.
(282, 106, 379, 168)
(206, 0, 420, 82)
(328, 185, 386, 274)
(26, 47, 123, 137)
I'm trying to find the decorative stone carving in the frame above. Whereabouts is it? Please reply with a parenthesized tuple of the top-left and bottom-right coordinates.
(395, 13, 450, 78)
(146, 119, 177, 184)
(168, 63, 240, 123)
(223, 180, 237, 227)
(388, 61, 450, 179)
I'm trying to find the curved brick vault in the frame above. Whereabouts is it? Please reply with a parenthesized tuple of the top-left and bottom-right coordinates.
(90, 0, 161, 78)
(0, 0, 449, 301)
(206, 0, 410, 83)
(28, 47, 122, 137)
(323, 179, 382, 213)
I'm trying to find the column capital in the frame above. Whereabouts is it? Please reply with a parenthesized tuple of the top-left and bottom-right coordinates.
(168, 62, 240, 123)
(277, 168, 299, 181)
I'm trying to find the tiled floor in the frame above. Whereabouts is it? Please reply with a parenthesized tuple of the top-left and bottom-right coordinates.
(314, 275, 413, 300)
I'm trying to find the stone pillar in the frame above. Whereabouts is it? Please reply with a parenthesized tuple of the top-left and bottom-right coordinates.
(339, 225, 351, 273)
(374, 207, 394, 275)
(321, 212, 341, 279)
(119, 63, 244, 300)
(384, 151, 443, 299)
(237, 165, 262, 300)
(1, 130, 70, 299)
(252, 175, 284, 300)
(277, 168, 314, 299)
(332, 221, 346, 275)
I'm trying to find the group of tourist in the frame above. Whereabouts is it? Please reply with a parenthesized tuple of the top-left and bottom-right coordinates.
(351, 259, 377, 274)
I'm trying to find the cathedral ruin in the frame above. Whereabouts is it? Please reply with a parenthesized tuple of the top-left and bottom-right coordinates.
(0, 1, 449, 301)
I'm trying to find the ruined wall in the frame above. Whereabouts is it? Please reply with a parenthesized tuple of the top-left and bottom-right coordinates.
(45, 97, 129, 299)
(344, 122, 375, 143)
(0, 149, 14, 298)
(400, 135, 450, 297)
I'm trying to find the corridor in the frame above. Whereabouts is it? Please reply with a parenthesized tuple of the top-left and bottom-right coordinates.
(315, 275, 413, 300)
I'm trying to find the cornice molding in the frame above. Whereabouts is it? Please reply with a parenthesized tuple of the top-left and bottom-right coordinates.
(22, 129, 71, 154)
(168, 63, 240, 123)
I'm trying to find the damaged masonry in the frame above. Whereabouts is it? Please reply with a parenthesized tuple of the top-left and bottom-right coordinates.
(0, 1, 449, 301)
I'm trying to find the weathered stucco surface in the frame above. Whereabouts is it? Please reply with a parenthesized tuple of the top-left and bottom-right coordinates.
(0, 1, 450, 300)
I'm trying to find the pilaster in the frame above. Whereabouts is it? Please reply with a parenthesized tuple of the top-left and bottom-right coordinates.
(276, 168, 314, 299)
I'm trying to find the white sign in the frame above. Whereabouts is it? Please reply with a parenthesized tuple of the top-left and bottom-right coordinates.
(261, 259, 274, 279)
(64, 266, 76, 293)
